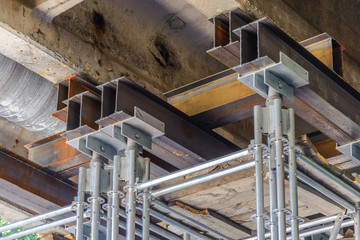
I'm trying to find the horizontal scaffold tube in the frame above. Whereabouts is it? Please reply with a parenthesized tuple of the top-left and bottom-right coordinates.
(284, 164, 355, 211)
(147, 206, 213, 240)
(0, 216, 76, 240)
(0, 205, 73, 233)
(151, 160, 255, 197)
(243, 214, 342, 240)
(297, 154, 360, 201)
(152, 200, 233, 240)
(137, 149, 250, 190)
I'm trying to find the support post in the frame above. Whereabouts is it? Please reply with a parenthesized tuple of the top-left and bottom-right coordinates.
(106, 194, 113, 240)
(288, 108, 299, 240)
(355, 203, 360, 240)
(126, 140, 138, 240)
(329, 211, 345, 240)
(142, 158, 151, 240)
(254, 105, 265, 240)
(90, 153, 102, 240)
(111, 156, 121, 240)
(183, 233, 190, 240)
(76, 167, 86, 240)
(268, 141, 278, 240)
(273, 97, 286, 240)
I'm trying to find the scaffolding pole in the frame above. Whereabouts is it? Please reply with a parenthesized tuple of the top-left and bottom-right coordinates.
(76, 167, 86, 240)
(288, 108, 299, 240)
(126, 140, 138, 240)
(254, 105, 265, 240)
(111, 155, 121, 240)
(90, 153, 102, 240)
(355, 203, 360, 240)
(142, 158, 151, 240)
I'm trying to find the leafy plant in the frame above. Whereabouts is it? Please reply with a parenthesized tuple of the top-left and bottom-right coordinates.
(0, 217, 39, 240)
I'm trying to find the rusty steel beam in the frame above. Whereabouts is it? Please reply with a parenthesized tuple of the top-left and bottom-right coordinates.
(41, 76, 241, 175)
(207, 9, 252, 67)
(167, 16, 360, 148)
(0, 146, 77, 211)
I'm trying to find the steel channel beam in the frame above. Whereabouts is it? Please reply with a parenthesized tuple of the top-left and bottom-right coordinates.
(114, 78, 240, 165)
(0, 146, 77, 208)
(169, 17, 360, 146)
(252, 19, 360, 144)
(60, 76, 240, 172)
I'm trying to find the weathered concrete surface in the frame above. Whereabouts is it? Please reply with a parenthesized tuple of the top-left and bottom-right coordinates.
(0, 0, 225, 96)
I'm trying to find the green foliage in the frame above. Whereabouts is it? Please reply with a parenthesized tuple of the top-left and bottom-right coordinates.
(0, 217, 39, 240)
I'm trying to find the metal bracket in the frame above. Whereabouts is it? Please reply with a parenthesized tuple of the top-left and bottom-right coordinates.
(84, 167, 111, 194)
(259, 107, 290, 135)
(86, 131, 127, 161)
(336, 140, 360, 163)
(117, 156, 150, 183)
(238, 52, 309, 101)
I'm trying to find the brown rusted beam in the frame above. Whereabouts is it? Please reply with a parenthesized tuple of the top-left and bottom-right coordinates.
(0, 146, 77, 211)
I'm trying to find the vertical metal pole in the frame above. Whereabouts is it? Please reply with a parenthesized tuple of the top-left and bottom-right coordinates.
(111, 156, 121, 240)
(91, 153, 102, 240)
(355, 203, 360, 240)
(183, 233, 190, 240)
(106, 195, 113, 240)
(274, 97, 286, 240)
(329, 211, 345, 240)
(142, 158, 151, 240)
(269, 140, 278, 240)
(288, 108, 299, 240)
(76, 167, 86, 240)
(126, 140, 138, 240)
(254, 105, 265, 240)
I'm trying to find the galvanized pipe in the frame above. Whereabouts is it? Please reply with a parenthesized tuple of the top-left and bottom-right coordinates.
(100, 214, 160, 240)
(0, 205, 72, 233)
(126, 140, 138, 240)
(76, 167, 86, 240)
(288, 108, 299, 240)
(254, 105, 265, 240)
(118, 207, 182, 240)
(0, 215, 77, 240)
(111, 156, 121, 240)
(183, 233, 190, 240)
(268, 140, 278, 240)
(142, 158, 151, 240)
(152, 200, 232, 240)
(296, 219, 354, 239)
(355, 202, 360, 240)
(137, 149, 250, 190)
(243, 214, 340, 240)
(151, 160, 255, 197)
(148, 207, 212, 240)
(106, 195, 113, 240)
(90, 154, 102, 240)
(329, 211, 345, 240)
(274, 97, 286, 240)
(284, 164, 354, 211)
(297, 154, 360, 201)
